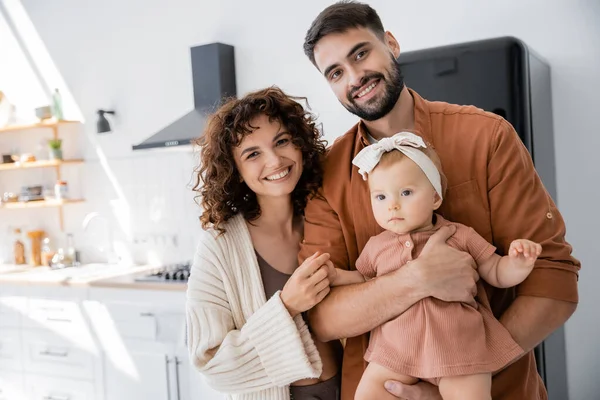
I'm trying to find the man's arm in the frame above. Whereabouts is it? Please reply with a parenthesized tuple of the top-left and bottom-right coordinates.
(500, 296, 576, 354)
(308, 268, 426, 341)
(301, 192, 479, 342)
(486, 119, 579, 350)
(300, 192, 426, 341)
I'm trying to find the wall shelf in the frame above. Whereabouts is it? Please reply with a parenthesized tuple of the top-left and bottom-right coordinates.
(0, 119, 80, 134)
(0, 159, 84, 171)
(0, 199, 85, 209)
(0, 120, 84, 231)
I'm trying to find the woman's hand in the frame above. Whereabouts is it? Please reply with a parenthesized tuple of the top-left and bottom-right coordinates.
(281, 252, 331, 318)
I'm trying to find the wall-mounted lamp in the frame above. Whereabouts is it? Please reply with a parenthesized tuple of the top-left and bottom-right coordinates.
(96, 109, 115, 133)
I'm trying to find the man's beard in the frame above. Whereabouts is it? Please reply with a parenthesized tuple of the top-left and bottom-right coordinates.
(343, 55, 405, 121)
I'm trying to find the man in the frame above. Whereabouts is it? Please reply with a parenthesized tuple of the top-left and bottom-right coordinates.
(299, 2, 580, 399)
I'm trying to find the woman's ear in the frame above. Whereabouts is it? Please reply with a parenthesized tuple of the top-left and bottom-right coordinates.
(433, 192, 443, 210)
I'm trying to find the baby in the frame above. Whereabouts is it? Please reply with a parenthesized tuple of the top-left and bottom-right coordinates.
(328, 132, 541, 400)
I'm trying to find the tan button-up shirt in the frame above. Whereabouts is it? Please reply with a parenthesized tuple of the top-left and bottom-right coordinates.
(299, 89, 580, 400)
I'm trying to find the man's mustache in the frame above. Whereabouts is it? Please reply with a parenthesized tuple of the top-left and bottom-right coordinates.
(348, 73, 385, 100)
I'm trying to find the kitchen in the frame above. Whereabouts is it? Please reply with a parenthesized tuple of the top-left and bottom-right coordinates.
(0, 0, 222, 397)
(0, 1, 598, 400)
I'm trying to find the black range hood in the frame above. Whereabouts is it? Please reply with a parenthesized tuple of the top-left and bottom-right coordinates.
(132, 42, 237, 150)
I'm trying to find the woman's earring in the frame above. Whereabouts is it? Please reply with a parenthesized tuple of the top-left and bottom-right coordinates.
(243, 193, 250, 202)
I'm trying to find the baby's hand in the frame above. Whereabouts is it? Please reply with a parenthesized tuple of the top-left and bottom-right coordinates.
(323, 260, 337, 286)
(509, 239, 542, 267)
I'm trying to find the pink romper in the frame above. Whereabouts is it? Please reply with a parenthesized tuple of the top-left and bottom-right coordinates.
(357, 214, 523, 379)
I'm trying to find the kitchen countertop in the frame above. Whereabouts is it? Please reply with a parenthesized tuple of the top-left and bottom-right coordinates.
(90, 270, 187, 292)
(0, 263, 187, 291)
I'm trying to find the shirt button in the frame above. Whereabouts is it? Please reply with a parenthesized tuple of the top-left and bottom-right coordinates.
(546, 212, 553, 219)
(405, 241, 411, 248)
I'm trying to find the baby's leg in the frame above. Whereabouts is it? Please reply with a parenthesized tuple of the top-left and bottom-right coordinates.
(355, 362, 418, 400)
(438, 373, 491, 400)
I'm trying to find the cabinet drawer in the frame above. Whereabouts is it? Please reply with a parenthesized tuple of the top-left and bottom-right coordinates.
(0, 371, 25, 400)
(22, 330, 94, 380)
(25, 374, 94, 400)
(103, 302, 157, 340)
(0, 328, 22, 371)
(25, 298, 83, 330)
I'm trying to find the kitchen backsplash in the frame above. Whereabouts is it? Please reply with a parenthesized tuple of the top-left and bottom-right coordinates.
(0, 141, 203, 266)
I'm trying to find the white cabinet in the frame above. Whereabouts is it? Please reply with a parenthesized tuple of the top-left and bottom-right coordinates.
(1, 285, 103, 400)
(0, 328, 22, 371)
(0, 283, 225, 400)
(89, 288, 193, 400)
(103, 344, 171, 400)
(0, 286, 25, 329)
(22, 329, 95, 381)
(0, 371, 25, 400)
(24, 374, 95, 400)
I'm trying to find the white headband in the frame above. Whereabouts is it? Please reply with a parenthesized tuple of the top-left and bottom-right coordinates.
(352, 131, 443, 199)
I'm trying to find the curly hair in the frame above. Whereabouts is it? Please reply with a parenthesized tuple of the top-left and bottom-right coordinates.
(192, 86, 327, 233)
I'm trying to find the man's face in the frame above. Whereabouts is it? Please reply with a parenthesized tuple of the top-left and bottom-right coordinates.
(313, 27, 404, 121)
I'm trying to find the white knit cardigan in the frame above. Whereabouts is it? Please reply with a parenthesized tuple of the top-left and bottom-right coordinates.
(186, 214, 323, 400)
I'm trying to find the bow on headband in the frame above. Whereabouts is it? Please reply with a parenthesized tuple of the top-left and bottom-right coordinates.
(352, 131, 443, 199)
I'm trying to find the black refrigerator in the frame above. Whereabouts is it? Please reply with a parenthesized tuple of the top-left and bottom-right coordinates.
(399, 37, 567, 400)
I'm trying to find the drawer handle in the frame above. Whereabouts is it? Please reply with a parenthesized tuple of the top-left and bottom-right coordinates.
(46, 317, 72, 323)
(43, 396, 70, 400)
(139, 312, 154, 317)
(39, 306, 65, 312)
(40, 349, 69, 357)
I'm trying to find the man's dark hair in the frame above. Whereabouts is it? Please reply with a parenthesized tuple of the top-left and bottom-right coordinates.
(303, 1, 385, 66)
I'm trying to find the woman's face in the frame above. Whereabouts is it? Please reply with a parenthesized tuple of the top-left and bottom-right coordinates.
(232, 114, 303, 202)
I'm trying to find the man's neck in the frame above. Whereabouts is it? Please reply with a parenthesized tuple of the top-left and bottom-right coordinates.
(363, 87, 415, 140)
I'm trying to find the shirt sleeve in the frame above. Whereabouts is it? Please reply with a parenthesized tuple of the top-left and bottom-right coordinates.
(487, 119, 580, 303)
(299, 189, 350, 270)
(463, 226, 498, 265)
(354, 238, 378, 279)
(186, 237, 322, 394)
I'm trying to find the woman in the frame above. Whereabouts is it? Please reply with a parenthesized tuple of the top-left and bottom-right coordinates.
(186, 86, 342, 400)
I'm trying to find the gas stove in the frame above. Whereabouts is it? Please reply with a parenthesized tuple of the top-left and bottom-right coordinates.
(134, 262, 191, 283)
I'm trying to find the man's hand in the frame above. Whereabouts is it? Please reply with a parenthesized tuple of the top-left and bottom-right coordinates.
(408, 225, 479, 307)
(384, 380, 442, 400)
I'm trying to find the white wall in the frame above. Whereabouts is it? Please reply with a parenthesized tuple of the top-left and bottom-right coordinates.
(1, 0, 598, 398)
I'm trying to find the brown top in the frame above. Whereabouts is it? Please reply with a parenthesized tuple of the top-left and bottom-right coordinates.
(256, 251, 291, 299)
(299, 89, 580, 400)
(256, 251, 342, 399)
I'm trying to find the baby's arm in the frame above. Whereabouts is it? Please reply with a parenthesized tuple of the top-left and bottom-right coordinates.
(325, 236, 378, 286)
(327, 265, 366, 286)
(478, 239, 542, 288)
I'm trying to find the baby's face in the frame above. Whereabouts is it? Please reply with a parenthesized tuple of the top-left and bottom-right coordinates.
(368, 157, 441, 235)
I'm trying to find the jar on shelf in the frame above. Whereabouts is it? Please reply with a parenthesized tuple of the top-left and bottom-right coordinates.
(13, 228, 26, 265)
(54, 180, 68, 200)
(41, 236, 55, 267)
